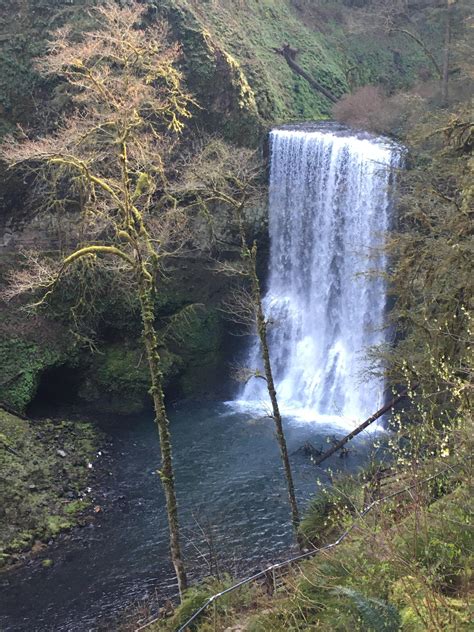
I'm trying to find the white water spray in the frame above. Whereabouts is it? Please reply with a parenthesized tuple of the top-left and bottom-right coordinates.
(239, 126, 400, 426)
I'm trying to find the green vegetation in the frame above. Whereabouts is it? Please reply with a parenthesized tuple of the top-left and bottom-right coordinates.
(0, 338, 63, 412)
(161, 0, 346, 126)
(0, 0, 95, 135)
(0, 408, 99, 567)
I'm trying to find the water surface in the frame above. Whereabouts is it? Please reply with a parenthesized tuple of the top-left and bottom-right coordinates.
(1, 402, 379, 631)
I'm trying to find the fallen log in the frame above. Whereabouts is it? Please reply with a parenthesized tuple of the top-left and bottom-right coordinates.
(313, 388, 411, 467)
(273, 43, 338, 104)
(295, 441, 323, 460)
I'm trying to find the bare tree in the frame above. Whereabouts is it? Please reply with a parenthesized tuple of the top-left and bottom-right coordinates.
(346, 0, 471, 103)
(1, 2, 193, 597)
(181, 139, 301, 540)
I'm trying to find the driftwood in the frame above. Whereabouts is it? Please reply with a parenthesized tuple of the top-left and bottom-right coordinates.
(313, 389, 410, 467)
(273, 43, 338, 104)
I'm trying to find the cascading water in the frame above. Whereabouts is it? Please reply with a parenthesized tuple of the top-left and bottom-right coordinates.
(239, 125, 400, 426)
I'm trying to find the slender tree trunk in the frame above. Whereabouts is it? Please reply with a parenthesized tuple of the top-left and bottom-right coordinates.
(249, 246, 301, 538)
(139, 277, 188, 597)
(441, 0, 453, 106)
(390, 28, 442, 78)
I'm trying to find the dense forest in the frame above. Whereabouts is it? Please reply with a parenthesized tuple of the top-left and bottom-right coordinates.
(0, 1, 472, 631)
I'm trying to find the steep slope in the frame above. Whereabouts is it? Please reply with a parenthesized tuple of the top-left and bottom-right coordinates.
(161, 0, 347, 129)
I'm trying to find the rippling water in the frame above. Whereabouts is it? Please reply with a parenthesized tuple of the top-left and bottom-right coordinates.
(1, 402, 380, 631)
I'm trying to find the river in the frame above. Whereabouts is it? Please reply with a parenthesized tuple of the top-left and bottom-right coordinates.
(1, 403, 379, 631)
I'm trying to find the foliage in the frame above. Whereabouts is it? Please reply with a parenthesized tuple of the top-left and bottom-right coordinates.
(151, 575, 260, 631)
(331, 586, 401, 631)
(299, 474, 361, 545)
(383, 106, 472, 418)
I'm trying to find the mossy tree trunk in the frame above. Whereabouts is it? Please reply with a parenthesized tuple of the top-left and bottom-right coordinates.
(196, 152, 302, 544)
(0, 3, 194, 598)
(139, 275, 188, 596)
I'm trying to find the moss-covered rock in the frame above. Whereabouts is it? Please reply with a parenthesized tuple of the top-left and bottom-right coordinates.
(76, 341, 182, 415)
(0, 408, 100, 567)
(75, 305, 225, 410)
(0, 338, 63, 413)
(168, 306, 225, 398)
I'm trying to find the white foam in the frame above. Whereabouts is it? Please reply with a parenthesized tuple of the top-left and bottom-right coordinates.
(238, 128, 400, 422)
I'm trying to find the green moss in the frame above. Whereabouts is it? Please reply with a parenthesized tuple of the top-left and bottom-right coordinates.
(0, 0, 95, 135)
(46, 515, 73, 536)
(63, 498, 91, 516)
(77, 341, 182, 414)
(154, 0, 347, 142)
(169, 307, 225, 398)
(0, 338, 63, 412)
(77, 303, 225, 407)
(41, 558, 54, 568)
(153, 575, 258, 631)
(0, 408, 100, 567)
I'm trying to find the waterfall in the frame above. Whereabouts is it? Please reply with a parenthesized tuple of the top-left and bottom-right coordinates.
(239, 125, 400, 425)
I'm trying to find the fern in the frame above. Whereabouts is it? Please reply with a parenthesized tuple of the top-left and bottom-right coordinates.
(332, 586, 401, 631)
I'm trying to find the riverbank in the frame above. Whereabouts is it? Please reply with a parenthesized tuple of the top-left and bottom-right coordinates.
(150, 424, 473, 631)
(0, 407, 105, 569)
